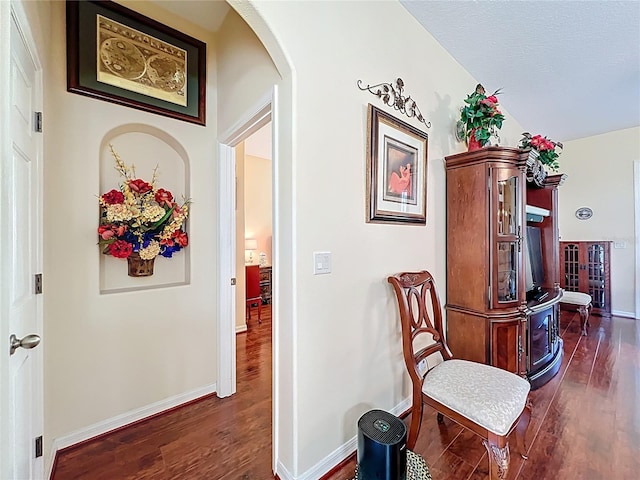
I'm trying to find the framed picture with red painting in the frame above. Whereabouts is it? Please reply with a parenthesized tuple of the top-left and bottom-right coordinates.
(365, 104, 428, 224)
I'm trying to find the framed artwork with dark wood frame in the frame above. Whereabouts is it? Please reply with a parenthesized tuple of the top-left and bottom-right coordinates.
(66, 0, 206, 125)
(366, 104, 428, 224)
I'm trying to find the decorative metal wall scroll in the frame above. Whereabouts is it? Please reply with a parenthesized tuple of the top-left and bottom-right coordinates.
(357, 78, 431, 129)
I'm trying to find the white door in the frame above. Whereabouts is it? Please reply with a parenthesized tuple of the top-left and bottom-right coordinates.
(5, 10, 44, 480)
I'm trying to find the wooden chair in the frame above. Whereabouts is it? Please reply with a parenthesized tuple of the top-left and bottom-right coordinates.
(245, 265, 262, 323)
(560, 290, 592, 335)
(388, 270, 532, 480)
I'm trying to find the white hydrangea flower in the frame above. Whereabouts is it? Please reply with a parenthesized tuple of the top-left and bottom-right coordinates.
(139, 241, 160, 260)
(106, 204, 134, 222)
(141, 205, 165, 223)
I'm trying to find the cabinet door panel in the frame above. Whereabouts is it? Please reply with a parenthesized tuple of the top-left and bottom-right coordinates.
(491, 319, 522, 374)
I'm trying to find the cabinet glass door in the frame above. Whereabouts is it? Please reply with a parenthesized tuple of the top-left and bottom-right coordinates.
(497, 242, 517, 301)
(588, 244, 606, 309)
(563, 243, 580, 291)
(497, 176, 518, 235)
(494, 172, 521, 306)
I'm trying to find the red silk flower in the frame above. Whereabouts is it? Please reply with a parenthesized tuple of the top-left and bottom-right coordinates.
(173, 230, 189, 248)
(108, 240, 133, 258)
(101, 189, 124, 205)
(155, 188, 173, 206)
(128, 179, 152, 194)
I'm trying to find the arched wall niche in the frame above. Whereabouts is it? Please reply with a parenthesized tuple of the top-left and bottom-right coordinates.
(98, 123, 191, 293)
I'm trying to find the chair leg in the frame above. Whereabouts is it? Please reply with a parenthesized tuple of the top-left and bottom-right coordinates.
(515, 400, 532, 460)
(247, 302, 251, 320)
(483, 435, 510, 480)
(578, 304, 590, 336)
(407, 391, 424, 450)
(257, 299, 262, 323)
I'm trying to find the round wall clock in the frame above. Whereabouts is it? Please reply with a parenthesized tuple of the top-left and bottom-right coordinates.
(575, 207, 593, 220)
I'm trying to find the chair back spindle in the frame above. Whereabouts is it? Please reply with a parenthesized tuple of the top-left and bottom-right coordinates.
(388, 271, 453, 385)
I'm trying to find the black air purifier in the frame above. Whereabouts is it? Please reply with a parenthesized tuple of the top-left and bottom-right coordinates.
(357, 409, 407, 480)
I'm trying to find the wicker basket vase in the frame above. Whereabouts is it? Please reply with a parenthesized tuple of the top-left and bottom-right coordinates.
(127, 252, 155, 277)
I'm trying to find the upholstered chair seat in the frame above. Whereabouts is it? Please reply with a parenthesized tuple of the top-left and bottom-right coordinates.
(560, 290, 592, 335)
(422, 359, 530, 436)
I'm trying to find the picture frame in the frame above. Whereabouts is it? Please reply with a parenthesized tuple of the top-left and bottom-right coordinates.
(66, 0, 206, 126)
(366, 104, 428, 224)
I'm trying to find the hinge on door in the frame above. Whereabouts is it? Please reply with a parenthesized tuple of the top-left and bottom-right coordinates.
(34, 273, 43, 294)
(35, 436, 43, 458)
(230, 277, 236, 285)
(35, 112, 42, 133)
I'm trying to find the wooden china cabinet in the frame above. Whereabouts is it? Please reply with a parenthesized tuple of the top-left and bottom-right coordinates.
(445, 147, 565, 389)
(560, 241, 612, 317)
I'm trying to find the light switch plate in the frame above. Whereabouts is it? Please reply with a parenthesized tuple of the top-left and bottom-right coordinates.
(313, 251, 331, 275)
(614, 241, 626, 249)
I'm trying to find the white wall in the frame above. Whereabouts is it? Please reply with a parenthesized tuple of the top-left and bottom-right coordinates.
(235, 0, 527, 476)
(245, 153, 273, 265)
(43, 0, 218, 463)
(215, 7, 281, 135)
(558, 127, 640, 316)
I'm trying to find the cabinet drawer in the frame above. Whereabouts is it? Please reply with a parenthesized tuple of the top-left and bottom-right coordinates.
(259, 270, 270, 282)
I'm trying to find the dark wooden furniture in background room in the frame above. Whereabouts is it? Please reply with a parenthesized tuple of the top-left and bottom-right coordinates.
(444, 147, 566, 389)
(560, 241, 611, 317)
(259, 265, 272, 304)
(246, 265, 262, 322)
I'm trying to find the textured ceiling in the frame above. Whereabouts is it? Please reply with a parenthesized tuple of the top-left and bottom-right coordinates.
(150, 1, 639, 142)
(400, 0, 640, 141)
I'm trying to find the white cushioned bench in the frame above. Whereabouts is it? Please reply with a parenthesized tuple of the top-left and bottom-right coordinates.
(560, 291, 592, 335)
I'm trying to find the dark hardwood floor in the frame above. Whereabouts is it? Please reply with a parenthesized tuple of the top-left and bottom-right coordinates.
(51, 305, 273, 480)
(52, 308, 639, 480)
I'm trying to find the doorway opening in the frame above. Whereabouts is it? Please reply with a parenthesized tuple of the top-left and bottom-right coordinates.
(239, 121, 273, 331)
(217, 93, 278, 472)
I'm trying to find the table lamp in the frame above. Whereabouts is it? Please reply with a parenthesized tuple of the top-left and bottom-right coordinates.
(245, 238, 258, 264)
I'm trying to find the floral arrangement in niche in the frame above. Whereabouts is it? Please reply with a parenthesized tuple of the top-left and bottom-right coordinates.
(458, 83, 505, 150)
(98, 145, 190, 274)
(519, 132, 563, 172)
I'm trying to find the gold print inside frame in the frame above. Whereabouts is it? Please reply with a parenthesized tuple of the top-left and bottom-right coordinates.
(96, 15, 187, 107)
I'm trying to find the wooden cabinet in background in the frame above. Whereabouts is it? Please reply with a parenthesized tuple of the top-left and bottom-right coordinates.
(445, 147, 565, 389)
(259, 266, 272, 304)
(445, 147, 529, 377)
(560, 241, 611, 316)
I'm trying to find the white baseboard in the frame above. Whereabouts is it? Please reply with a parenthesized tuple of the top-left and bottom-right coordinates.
(611, 309, 636, 319)
(277, 397, 412, 480)
(47, 383, 217, 479)
(276, 460, 295, 480)
(236, 323, 248, 333)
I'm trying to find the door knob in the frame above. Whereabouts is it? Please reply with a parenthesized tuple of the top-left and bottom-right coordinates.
(9, 334, 41, 356)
